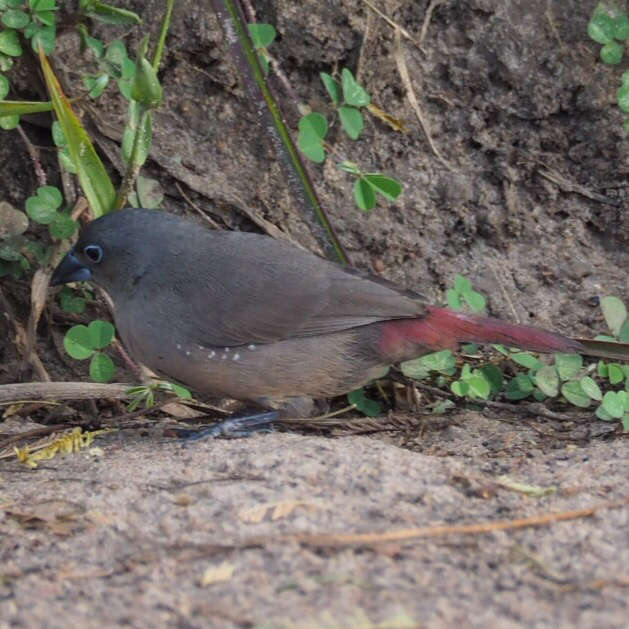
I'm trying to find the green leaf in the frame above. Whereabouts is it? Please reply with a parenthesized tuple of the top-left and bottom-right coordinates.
(29, 25, 56, 55)
(363, 174, 402, 202)
(248, 23, 276, 49)
(167, 382, 192, 399)
(347, 388, 381, 417)
(82, 32, 104, 58)
(451, 380, 469, 396)
(59, 286, 86, 314)
(31, 0, 56, 10)
(22, 239, 48, 264)
(25, 185, 62, 224)
(462, 289, 486, 313)
(81, 1, 141, 25)
(84, 73, 109, 98)
(446, 288, 462, 310)
(59, 149, 77, 173)
(2, 10, 30, 29)
(608, 363, 624, 385)
(505, 374, 534, 400)
(601, 390, 625, 419)
(418, 349, 456, 373)
(0, 55, 14, 73)
(601, 40, 623, 64)
(480, 364, 503, 394)
(341, 68, 370, 107)
(511, 352, 543, 369)
(580, 376, 602, 401)
(297, 113, 327, 163)
(561, 381, 590, 408)
(89, 352, 115, 382)
(0, 113, 18, 129)
(454, 274, 472, 293)
(298, 132, 324, 162)
(354, 178, 376, 211)
(533, 388, 547, 402)
(39, 185, 62, 208)
(613, 14, 629, 40)
(336, 160, 360, 175)
(320, 72, 340, 106)
(136, 176, 163, 208)
(35, 11, 56, 28)
(588, 12, 615, 44)
(467, 375, 491, 399)
(105, 39, 128, 69)
(40, 50, 116, 217)
(88, 319, 115, 349)
(595, 404, 614, 421)
(554, 353, 582, 380)
(535, 365, 559, 397)
(400, 358, 431, 380)
(121, 100, 152, 166)
(617, 84, 629, 112)
(0, 235, 23, 261)
(619, 319, 629, 343)
(130, 37, 162, 107)
(25, 198, 57, 224)
(0, 29, 22, 56)
(0, 74, 8, 99)
(338, 106, 363, 139)
(64, 325, 95, 359)
(49, 212, 78, 240)
(600, 295, 627, 336)
(298, 112, 328, 138)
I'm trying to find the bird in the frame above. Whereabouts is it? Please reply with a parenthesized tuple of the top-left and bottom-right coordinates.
(50, 209, 623, 436)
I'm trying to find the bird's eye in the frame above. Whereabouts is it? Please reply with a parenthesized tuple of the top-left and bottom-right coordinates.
(83, 244, 103, 263)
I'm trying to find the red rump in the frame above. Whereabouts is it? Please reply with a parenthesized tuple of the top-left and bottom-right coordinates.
(379, 306, 583, 357)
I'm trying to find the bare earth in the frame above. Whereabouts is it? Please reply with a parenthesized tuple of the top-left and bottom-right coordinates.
(1, 412, 628, 628)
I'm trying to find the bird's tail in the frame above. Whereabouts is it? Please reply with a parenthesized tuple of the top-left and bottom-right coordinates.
(380, 306, 584, 357)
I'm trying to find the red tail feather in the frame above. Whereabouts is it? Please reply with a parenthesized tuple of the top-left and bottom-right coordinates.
(380, 306, 583, 357)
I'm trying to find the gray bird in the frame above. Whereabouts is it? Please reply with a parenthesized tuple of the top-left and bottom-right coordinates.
(50, 209, 619, 432)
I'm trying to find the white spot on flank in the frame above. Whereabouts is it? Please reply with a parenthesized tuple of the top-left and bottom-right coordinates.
(198, 345, 204, 350)
(248, 344, 256, 350)
(233, 353, 240, 361)
(185, 350, 190, 356)
(223, 347, 230, 352)
(221, 354, 227, 360)
(176, 344, 181, 350)
(208, 351, 215, 358)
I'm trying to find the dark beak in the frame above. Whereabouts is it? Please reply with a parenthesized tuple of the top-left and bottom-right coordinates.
(50, 250, 93, 286)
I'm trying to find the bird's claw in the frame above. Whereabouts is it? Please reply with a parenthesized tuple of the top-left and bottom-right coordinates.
(176, 410, 280, 443)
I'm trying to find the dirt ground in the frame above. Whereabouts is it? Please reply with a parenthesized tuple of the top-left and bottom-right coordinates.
(1, 1, 628, 627)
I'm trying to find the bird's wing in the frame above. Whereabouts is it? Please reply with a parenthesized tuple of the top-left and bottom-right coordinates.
(177, 232, 425, 347)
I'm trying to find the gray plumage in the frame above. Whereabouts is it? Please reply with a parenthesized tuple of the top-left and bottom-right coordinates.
(51, 208, 592, 413)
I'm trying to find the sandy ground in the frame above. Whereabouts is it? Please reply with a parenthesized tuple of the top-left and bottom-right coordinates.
(2, 412, 628, 628)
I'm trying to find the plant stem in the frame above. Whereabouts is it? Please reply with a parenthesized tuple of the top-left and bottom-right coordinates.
(209, 0, 349, 265)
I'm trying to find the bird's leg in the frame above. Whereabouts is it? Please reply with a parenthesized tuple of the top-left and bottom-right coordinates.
(175, 395, 317, 442)
(176, 409, 280, 442)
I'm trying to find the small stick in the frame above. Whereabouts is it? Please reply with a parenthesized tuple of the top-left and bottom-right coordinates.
(288, 497, 629, 547)
(0, 382, 131, 404)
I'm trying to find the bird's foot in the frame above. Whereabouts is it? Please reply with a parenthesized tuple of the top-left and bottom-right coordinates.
(175, 410, 280, 443)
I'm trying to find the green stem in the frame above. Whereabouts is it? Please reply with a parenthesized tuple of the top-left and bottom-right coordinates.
(153, 0, 174, 70)
(210, 0, 349, 265)
(116, 0, 173, 209)
(115, 104, 150, 209)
